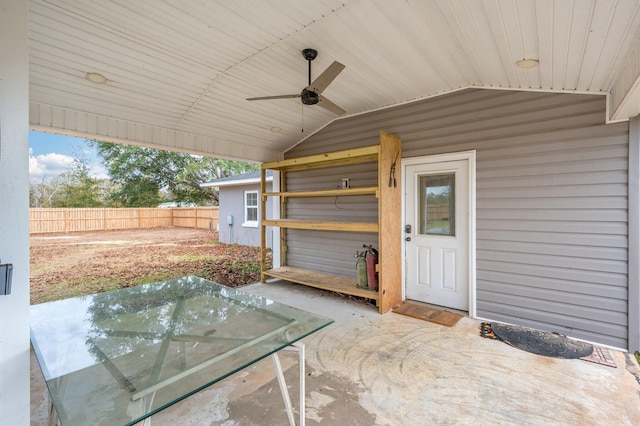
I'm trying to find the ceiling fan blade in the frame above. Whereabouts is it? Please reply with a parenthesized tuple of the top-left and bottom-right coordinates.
(306, 61, 345, 94)
(246, 94, 300, 101)
(318, 95, 346, 115)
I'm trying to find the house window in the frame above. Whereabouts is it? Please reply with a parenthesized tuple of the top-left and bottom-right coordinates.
(243, 190, 259, 227)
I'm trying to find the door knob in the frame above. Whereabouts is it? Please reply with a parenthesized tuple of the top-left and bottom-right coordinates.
(405, 237, 411, 242)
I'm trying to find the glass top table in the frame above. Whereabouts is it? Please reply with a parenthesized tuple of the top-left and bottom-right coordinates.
(31, 276, 333, 425)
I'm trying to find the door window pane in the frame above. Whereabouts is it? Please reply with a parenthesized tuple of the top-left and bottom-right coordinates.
(418, 173, 455, 236)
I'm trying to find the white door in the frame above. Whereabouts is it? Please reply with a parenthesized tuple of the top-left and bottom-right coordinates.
(405, 158, 470, 310)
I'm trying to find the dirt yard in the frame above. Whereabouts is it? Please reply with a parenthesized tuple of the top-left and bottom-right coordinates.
(30, 227, 269, 305)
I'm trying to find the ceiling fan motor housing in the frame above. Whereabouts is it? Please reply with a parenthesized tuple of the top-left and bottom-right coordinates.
(302, 48, 318, 61)
(300, 88, 319, 105)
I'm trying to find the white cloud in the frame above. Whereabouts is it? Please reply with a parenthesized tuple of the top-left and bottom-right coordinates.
(29, 152, 75, 180)
(29, 151, 109, 182)
(90, 164, 109, 180)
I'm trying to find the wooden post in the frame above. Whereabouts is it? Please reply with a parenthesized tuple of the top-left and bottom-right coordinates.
(377, 130, 402, 313)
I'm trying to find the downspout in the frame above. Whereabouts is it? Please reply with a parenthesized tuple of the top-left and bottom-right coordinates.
(628, 116, 640, 353)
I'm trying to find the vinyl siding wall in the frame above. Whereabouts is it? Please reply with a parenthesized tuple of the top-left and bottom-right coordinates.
(281, 162, 379, 276)
(284, 89, 629, 349)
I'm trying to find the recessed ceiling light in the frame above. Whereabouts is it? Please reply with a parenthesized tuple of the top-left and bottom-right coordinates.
(516, 59, 539, 69)
(270, 126, 282, 133)
(85, 72, 108, 84)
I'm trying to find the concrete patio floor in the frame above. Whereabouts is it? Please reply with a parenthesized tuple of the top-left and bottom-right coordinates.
(31, 279, 640, 425)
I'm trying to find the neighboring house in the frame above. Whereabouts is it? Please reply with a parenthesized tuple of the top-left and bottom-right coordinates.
(201, 170, 273, 248)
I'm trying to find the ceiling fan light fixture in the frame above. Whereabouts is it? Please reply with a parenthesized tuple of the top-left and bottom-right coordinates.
(516, 59, 539, 69)
(85, 72, 108, 84)
(300, 88, 319, 105)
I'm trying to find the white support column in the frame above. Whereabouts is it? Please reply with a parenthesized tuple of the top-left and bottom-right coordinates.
(628, 116, 640, 353)
(272, 171, 281, 268)
(0, 0, 30, 424)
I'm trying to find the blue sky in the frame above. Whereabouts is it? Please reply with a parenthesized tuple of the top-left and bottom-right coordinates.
(29, 131, 107, 182)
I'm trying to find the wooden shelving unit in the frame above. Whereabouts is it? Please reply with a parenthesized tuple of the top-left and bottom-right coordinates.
(260, 131, 402, 313)
(265, 186, 378, 198)
(263, 266, 380, 301)
(261, 219, 378, 233)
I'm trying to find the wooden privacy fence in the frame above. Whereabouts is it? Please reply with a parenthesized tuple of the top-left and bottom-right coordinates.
(30, 207, 219, 234)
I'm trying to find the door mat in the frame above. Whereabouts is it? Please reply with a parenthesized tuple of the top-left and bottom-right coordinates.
(480, 322, 593, 359)
(393, 302, 462, 327)
(579, 345, 617, 368)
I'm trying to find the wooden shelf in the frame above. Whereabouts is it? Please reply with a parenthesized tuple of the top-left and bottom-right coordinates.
(262, 219, 378, 232)
(260, 130, 402, 314)
(262, 145, 379, 172)
(263, 266, 379, 302)
(263, 186, 378, 199)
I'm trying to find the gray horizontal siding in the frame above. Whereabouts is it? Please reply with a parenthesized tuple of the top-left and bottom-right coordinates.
(477, 260, 627, 288)
(285, 230, 378, 278)
(477, 219, 626, 235)
(285, 88, 629, 348)
(282, 161, 379, 278)
(286, 164, 378, 221)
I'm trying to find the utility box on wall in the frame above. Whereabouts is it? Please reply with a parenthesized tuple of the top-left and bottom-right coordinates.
(0, 261, 13, 296)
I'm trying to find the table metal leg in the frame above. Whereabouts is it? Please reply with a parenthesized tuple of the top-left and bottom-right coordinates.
(296, 342, 305, 426)
(272, 342, 305, 426)
(48, 395, 58, 426)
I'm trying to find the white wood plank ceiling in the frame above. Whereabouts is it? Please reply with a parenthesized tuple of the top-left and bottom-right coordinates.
(28, 0, 640, 163)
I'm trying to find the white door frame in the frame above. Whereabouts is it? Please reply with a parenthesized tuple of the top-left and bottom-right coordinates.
(401, 151, 477, 317)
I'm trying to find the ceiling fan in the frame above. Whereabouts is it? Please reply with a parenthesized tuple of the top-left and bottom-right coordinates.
(246, 48, 346, 115)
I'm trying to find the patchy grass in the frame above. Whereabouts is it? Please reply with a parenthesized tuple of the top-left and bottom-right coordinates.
(170, 253, 227, 262)
(30, 228, 271, 305)
(635, 351, 640, 366)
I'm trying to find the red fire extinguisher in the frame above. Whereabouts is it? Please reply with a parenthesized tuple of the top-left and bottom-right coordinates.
(363, 244, 378, 290)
